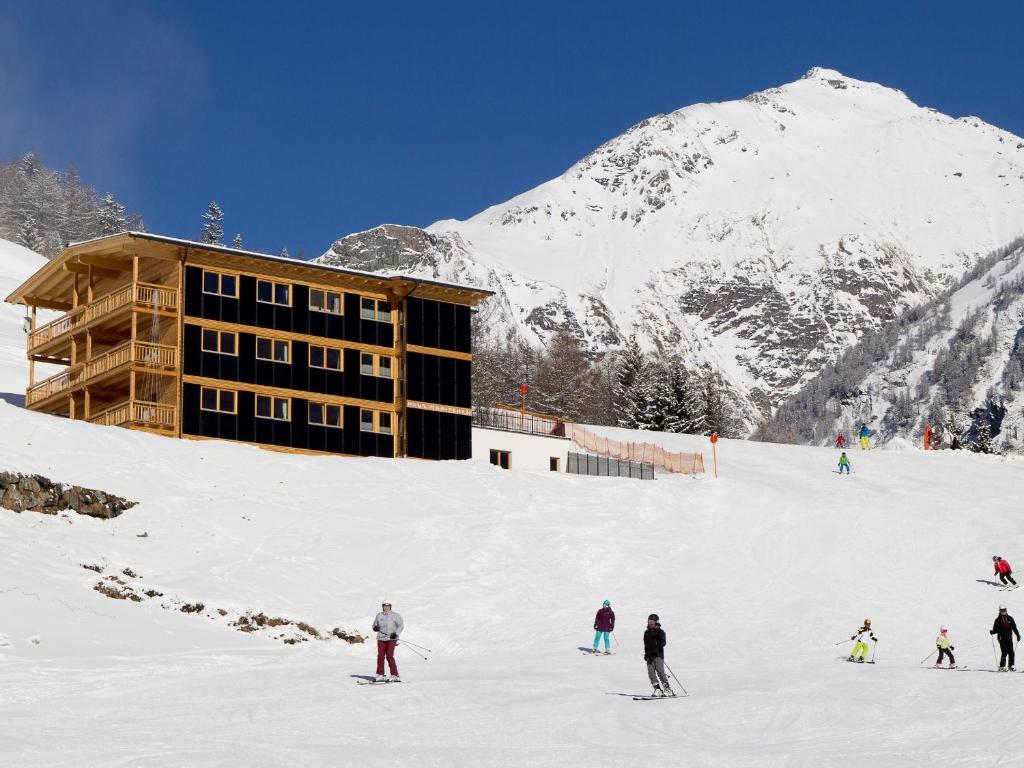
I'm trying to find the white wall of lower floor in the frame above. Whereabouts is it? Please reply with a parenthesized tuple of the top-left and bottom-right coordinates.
(471, 426, 571, 473)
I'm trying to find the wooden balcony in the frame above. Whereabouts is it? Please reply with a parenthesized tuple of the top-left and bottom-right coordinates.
(26, 341, 178, 407)
(27, 281, 178, 354)
(88, 400, 176, 431)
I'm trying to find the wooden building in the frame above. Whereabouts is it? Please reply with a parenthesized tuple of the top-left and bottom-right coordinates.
(5, 232, 491, 460)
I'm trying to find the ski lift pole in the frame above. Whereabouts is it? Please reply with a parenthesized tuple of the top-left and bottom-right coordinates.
(710, 433, 719, 478)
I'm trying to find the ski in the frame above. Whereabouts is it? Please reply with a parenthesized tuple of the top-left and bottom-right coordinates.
(633, 694, 684, 700)
(356, 679, 404, 685)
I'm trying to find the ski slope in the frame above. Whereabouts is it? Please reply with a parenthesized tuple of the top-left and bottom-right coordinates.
(1, 401, 1023, 766)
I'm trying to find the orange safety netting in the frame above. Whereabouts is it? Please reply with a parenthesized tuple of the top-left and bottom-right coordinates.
(567, 425, 705, 475)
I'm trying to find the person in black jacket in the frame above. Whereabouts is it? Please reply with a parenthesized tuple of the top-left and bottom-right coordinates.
(643, 613, 674, 696)
(990, 605, 1021, 671)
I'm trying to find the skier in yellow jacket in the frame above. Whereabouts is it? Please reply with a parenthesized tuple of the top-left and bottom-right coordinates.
(848, 618, 876, 662)
(934, 627, 956, 668)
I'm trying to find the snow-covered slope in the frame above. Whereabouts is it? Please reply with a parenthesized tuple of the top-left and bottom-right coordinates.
(0, 238, 50, 398)
(2, 398, 1024, 765)
(319, 68, 1024, 426)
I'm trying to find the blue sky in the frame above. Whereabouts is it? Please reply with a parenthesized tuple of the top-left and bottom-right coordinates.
(1, 1, 1021, 257)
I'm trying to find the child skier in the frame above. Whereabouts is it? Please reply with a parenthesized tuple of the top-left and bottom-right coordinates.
(993, 556, 1017, 587)
(835, 433, 846, 448)
(593, 599, 615, 654)
(838, 452, 851, 475)
(934, 627, 956, 668)
(848, 618, 876, 662)
(643, 614, 674, 697)
(858, 424, 872, 450)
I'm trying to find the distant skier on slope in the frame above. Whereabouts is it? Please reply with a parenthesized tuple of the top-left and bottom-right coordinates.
(837, 452, 851, 475)
(991, 605, 1020, 672)
(934, 627, 956, 668)
(993, 556, 1017, 588)
(644, 614, 674, 697)
(848, 618, 876, 663)
(835, 433, 847, 448)
(858, 424, 872, 450)
(372, 601, 404, 682)
(593, 599, 615, 655)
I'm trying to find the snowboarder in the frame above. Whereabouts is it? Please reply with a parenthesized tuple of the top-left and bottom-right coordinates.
(990, 605, 1020, 671)
(837, 452, 851, 475)
(593, 599, 615, 654)
(858, 424, 872, 450)
(372, 601, 404, 682)
(644, 614, 674, 697)
(993, 556, 1017, 587)
(835, 433, 846, 448)
(934, 627, 956, 668)
(848, 618, 876, 662)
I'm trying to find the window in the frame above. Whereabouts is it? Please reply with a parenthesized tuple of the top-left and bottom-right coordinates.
(360, 353, 394, 378)
(256, 337, 290, 363)
(361, 409, 394, 434)
(308, 402, 342, 428)
(549, 457, 560, 472)
(201, 329, 237, 355)
(256, 395, 289, 421)
(202, 271, 237, 297)
(309, 344, 342, 371)
(360, 297, 392, 323)
(200, 387, 236, 414)
(490, 450, 511, 470)
(257, 279, 291, 306)
(309, 289, 342, 315)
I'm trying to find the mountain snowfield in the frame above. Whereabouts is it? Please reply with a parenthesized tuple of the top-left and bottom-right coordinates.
(319, 67, 1024, 427)
(1, 240, 1023, 764)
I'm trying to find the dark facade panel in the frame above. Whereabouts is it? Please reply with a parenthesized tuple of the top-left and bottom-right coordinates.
(406, 409, 471, 460)
(405, 296, 471, 354)
(406, 351, 471, 408)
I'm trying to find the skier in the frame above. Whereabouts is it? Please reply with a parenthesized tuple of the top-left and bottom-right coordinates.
(835, 433, 846, 448)
(848, 618, 876, 662)
(837, 452, 851, 475)
(372, 601, 404, 682)
(593, 599, 615, 655)
(644, 613, 674, 697)
(990, 605, 1020, 671)
(858, 424, 872, 450)
(993, 556, 1017, 588)
(934, 627, 956, 668)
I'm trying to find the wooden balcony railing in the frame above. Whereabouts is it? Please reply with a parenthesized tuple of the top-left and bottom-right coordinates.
(89, 400, 175, 430)
(26, 341, 178, 407)
(27, 281, 178, 353)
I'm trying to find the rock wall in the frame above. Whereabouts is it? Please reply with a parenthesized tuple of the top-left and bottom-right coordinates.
(0, 471, 136, 518)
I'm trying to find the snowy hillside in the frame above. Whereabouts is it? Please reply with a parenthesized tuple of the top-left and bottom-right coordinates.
(3, 395, 1024, 765)
(0, 238, 50, 398)
(770, 237, 1024, 452)
(318, 68, 1024, 427)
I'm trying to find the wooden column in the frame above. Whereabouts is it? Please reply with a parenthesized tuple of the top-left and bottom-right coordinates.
(84, 388, 91, 419)
(28, 305, 37, 389)
(69, 393, 76, 420)
(86, 265, 94, 304)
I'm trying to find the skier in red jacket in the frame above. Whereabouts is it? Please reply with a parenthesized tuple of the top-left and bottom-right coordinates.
(994, 556, 1017, 588)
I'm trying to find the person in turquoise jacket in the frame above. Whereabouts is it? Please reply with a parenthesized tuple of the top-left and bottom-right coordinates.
(858, 424, 872, 450)
(838, 452, 851, 474)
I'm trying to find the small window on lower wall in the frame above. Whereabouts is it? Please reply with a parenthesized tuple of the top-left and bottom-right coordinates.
(550, 457, 560, 472)
(200, 387, 236, 414)
(256, 395, 289, 421)
(360, 408, 393, 434)
(490, 450, 511, 470)
(308, 402, 342, 428)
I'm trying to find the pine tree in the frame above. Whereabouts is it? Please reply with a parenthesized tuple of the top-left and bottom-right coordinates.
(232, 233, 243, 249)
(662, 358, 701, 433)
(700, 372, 733, 437)
(98, 194, 127, 235)
(200, 201, 224, 244)
(17, 215, 42, 252)
(614, 336, 646, 428)
(280, 247, 290, 258)
(532, 329, 595, 421)
(972, 420, 994, 454)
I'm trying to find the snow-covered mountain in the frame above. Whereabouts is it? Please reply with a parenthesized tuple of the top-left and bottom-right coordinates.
(318, 67, 1024, 427)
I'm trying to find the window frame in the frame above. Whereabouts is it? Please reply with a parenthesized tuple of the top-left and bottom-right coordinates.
(360, 408, 394, 434)
(359, 353, 394, 378)
(202, 270, 238, 298)
(201, 329, 238, 356)
(308, 401, 343, 428)
(308, 344, 343, 371)
(200, 386, 237, 414)
(255, 394, 290, 421)
(255, 336, 291, 364)
(360, 297, 392, 323)
(256, 279, 292, 307)
(490, 449, 511, 470)
(309, 288, 343, 315)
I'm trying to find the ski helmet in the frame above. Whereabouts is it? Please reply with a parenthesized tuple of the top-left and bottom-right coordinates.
(648, 613, 659, 622)
(603, 599, 611, 607)
(994, 556, 1001, 561)
(940, 627, 948, 633)
(863, 618, 871, 625)
(999, 605, 1008, 611)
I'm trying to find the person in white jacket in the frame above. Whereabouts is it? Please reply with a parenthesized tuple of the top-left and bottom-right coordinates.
(372, 602, 404, 682)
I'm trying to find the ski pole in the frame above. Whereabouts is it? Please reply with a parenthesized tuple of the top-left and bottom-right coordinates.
(834, 639, 852, 646)
(612, 631, 619, 647)
(398, 641, 428, 661)
(663, 661, 689, 697)
(919, 650, 937, 665)
(992, 635, 998, 666)
(871, 642, 878, 663)
(399, 639, 433, 654)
